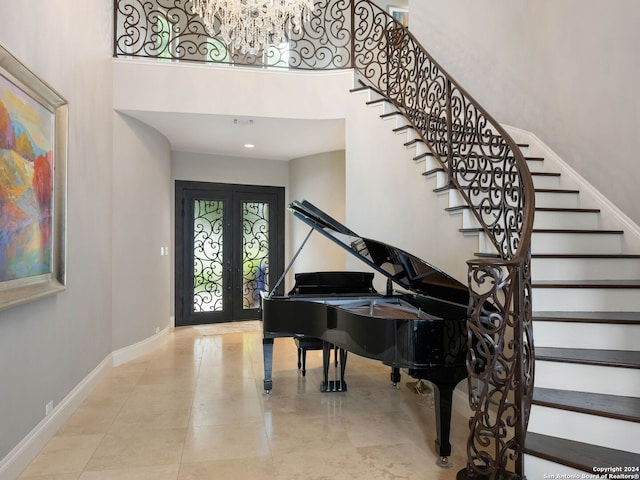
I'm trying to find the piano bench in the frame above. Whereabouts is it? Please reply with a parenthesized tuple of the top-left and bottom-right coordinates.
(293, 337, 324, 376)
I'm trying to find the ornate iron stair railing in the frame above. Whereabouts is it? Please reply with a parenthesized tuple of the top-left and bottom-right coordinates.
(114, 1, 536, 478)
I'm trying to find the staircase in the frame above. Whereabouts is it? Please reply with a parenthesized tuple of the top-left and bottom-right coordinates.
(115, 0, 638, 474)
(351, 84, 640, 476)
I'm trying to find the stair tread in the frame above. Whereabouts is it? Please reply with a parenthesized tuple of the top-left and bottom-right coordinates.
(414, 152, 434, 162)
(441, 164, 552, 171)
(536, 347, 640, 369)
(533, 253, 640, 258)
(525, 432, 640, 472)
(349, 86, 370, 93)
(534, 228, 622, 234)
(533, 311, 640, 324)
(533, 279, 640, 288)
(380, 111, 401, 118)
(429, 137, 530, 148)
(422, 167, 559, 176)
(460, 228, 623, 234)
(435, 185, 578, 194)
(535, 207, 601, 213)
(446, 206, 600, 213)
(531, 171, 561, 177)
(535, 187, 580, 193)
(533, 387, 640, 423)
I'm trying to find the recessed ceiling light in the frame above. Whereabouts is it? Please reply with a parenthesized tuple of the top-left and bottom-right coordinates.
(244, 143, 255, 148)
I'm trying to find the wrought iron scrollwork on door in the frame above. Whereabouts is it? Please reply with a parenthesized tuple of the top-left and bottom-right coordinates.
(241, 201, 270, 310)
(193, 199, 224, 312)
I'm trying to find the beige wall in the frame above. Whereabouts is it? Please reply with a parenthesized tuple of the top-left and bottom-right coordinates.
(0, 0, 114, 465)
(288, 150, 347, 284)
(112, 114, 172, 350)
(345, 90, 479, 287)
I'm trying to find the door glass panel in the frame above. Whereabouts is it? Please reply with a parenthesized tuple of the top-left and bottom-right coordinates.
(193, 199, 224, 312)
(242, 201, 269, 310)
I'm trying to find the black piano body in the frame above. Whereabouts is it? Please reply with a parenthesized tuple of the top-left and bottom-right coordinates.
(262, 200, 475, 462)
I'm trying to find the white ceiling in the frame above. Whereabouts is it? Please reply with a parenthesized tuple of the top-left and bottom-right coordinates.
(120, 110, 346, 161)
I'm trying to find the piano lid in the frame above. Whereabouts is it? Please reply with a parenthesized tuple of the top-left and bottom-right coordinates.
(289, 200, 469, 304)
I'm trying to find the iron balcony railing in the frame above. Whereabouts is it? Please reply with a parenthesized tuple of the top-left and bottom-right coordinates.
(114, 1, 535, 478)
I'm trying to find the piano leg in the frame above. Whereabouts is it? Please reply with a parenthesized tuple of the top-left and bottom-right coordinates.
(339, 348, 348, 392)
(390, 367, 401, 388)
(321, 342, 348, 392)
(431, 381, 456, 468)
(321, 341, 332, 392)
(262, 337, 274, 393)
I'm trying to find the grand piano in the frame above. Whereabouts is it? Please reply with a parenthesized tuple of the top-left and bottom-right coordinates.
(262, 200, 477, 465)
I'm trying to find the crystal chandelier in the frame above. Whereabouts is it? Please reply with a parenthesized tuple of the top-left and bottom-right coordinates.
(191, 0, 316, 55)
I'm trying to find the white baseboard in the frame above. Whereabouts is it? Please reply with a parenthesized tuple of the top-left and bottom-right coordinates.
(0, 355, 112, 480)
(0, 320, 172, 480)
(112, 321, 172, 367)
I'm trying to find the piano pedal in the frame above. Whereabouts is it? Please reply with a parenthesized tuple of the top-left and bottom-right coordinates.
(436, 456, 454, 469)
(263, 380, 273, 395)
(321, 380, 348, 392)
(406, 379, 432, 395)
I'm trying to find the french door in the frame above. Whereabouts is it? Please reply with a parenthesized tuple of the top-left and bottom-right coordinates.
(175, 181, 285, 326)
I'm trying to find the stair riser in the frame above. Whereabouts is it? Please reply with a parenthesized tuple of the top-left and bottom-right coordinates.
(532, 257, 640, 281)
(524, 456, 585, 479)
(476, 232, 623, 255)
(456, 210, 601, 231)
(433, 170, 449, 190)
(531, 175, 562, 189)
(397, 127, 418, 143)
(464, 227, 622, 255)
(459, 209, 480, 229)
(427, 171, 555, 192)
(375, 99, 396, 117)
(451, 190, 578, 209)
(528, 405, 640, 454)
(526, 160, 546, 173)
(425, 143, 531, 160)
(532, 232, 622, 254)
(533, 210, 600, 230)
(535, 191, 579, 208)
(534, 361, 640, 397)
(414, 141, 431, 160)
(533, 322, 640, 351)
(470, 233, 621, 259)
(533, 287, 640, 311)
(444, 189, 467, 208)
(422, 155, 440, 171)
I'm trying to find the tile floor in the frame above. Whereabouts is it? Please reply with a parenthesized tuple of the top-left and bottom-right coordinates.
(19, 321, 472, 479)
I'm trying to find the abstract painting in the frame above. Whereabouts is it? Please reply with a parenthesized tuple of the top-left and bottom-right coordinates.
(0, 73, 54, 281)
(0, 43, 67, 310)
